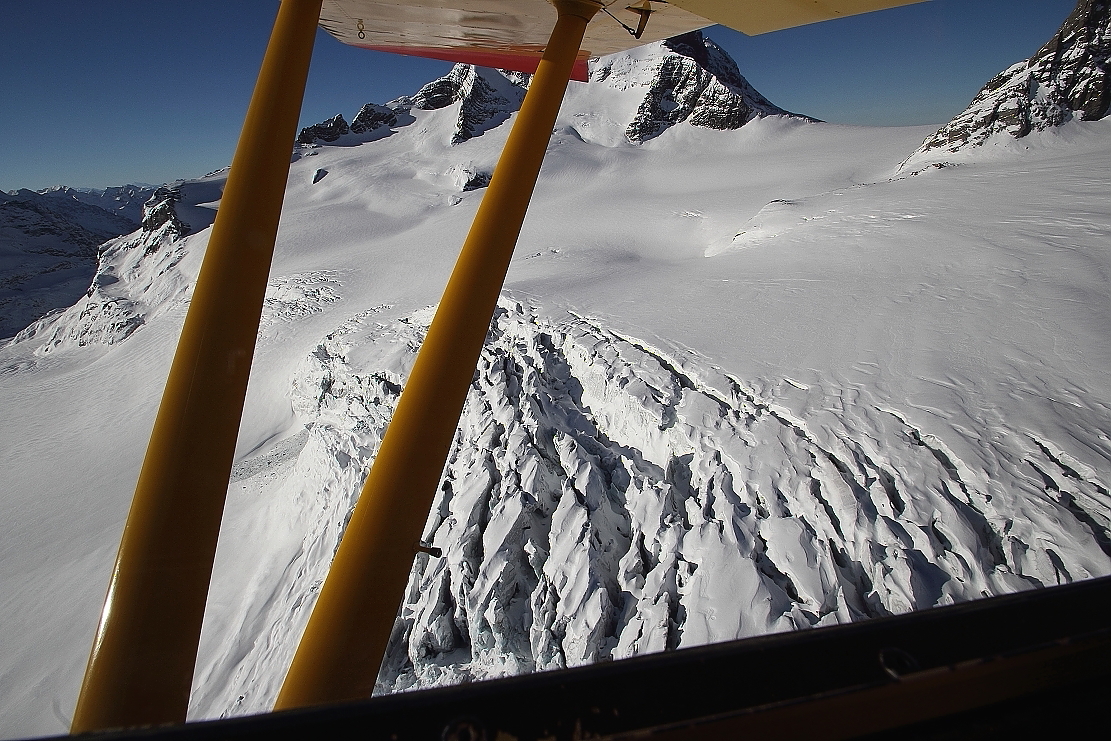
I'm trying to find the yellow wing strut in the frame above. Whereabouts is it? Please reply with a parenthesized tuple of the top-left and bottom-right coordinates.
(275, 0, 605, 708)
(71, 0, 324, 731)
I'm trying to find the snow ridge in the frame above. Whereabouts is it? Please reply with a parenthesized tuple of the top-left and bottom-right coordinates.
(192, 298, 1110, 717)
(906, 0, 1110, 164)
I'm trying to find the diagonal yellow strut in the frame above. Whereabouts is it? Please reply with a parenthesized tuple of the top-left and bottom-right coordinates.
(274, 0, 605, 711)
(70, 0, 324, 732)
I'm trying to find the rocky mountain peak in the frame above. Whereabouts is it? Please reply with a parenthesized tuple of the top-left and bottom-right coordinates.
(592, 30, 807, 143)
(350, 103, 398, 134)
(141, 185, 190, 236)
(910, 0, 1110, 160)
(399, 63, 529, 145)
(298, 114, 350, 145)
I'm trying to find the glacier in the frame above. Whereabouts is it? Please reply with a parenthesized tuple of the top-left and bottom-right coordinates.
(1, 26, 1110, 738)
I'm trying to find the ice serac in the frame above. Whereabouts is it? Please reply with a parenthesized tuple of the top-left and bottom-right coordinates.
(593, 30, 806, 143)
(911, 0, 1110, 158)
(193, 299, 1110, 715)
(9, 186, 195, 354)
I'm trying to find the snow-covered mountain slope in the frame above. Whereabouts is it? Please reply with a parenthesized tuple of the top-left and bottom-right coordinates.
(10, 187, 199, 356)
(0, 177, 225, 343)
(298, 64, 528, 149)
(2, 37, 1111, 738)
(904, 0, 1109, 169)
(0, 189, 138, 340)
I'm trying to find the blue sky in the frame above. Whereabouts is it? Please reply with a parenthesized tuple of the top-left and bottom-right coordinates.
(0, 0, 1077, 192)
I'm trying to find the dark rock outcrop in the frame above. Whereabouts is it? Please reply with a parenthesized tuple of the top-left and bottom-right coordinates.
(350, 103, 397, 134)
(141, 185, 190, 236)
(914, 0, 1110, 157)
(297, 114, 350, 144)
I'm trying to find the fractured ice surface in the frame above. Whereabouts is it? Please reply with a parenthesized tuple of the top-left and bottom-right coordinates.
(190, 298, 1109, 716)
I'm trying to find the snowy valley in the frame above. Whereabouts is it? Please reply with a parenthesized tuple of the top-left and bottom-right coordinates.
(2, 9, 1111, 738)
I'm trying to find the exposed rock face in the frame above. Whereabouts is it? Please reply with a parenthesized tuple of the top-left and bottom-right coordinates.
(297, 114, 350, 144)
(141, 185, 191, 234)
(913, 0, 1110, 157)
(405, 64, 528, 145)
(593, 31, 805, 144)
(350, 102, 398, 134)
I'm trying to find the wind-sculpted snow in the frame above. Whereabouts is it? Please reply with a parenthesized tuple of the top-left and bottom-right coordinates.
(191, 298, 1109, 717)
(904, 0, 1109, 168)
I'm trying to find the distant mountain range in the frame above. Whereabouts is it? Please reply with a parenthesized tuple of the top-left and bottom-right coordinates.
(0, 179, 225, 341)
(297, 30, 805, 149)
(0, 187, 147, 339)
(15, 2, 1106, 342)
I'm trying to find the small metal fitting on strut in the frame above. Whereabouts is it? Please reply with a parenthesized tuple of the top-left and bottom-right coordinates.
(417, 542, 443, 558)
(601, 0, 656, 39)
